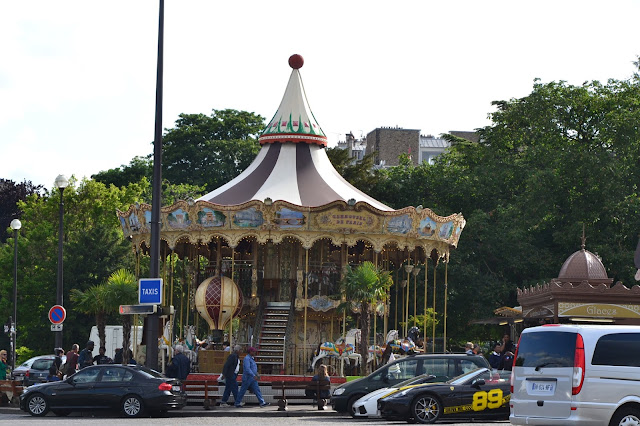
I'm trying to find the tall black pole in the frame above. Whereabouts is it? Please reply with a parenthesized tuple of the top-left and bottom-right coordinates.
(55, 187, 65, 349)
(146, 0, 164, 370)
(12, 227, 18, 371)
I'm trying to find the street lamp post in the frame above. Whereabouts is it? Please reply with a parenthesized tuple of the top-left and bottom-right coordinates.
(54, 174, 69, 349)
(10, 219, 21, 371)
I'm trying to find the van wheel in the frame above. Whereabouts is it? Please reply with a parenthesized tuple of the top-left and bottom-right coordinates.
(610, 408, 640, 426)
(412, 394, 441, 424)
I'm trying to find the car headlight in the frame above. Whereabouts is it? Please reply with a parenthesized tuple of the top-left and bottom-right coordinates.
(333, 388, 345, 396)
(387, 389, 409, 398)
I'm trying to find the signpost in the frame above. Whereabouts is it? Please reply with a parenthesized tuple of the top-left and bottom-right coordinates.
(48, 305, 66, 325)
(139, 278, 163, 305)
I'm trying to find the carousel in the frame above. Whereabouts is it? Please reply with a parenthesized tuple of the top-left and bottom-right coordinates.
(117, 54, 466, 376)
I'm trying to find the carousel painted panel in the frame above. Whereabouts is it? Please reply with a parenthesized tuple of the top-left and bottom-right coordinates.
(386, 214, 412, 235)
(196, 207, 226, 227)
(165, 208, 192, 229)
(273, 207, 306, 229)
(232, 207, 264, 228)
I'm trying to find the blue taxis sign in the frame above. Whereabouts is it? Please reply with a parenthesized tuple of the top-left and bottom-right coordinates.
(139, 278, 163, 305)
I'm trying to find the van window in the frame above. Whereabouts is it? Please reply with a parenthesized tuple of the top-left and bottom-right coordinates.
(592, 333, 640, 366)
(515, 331, 576, 368)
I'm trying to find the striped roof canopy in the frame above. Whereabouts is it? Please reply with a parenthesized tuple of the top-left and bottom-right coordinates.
(197, 55, 393, 211)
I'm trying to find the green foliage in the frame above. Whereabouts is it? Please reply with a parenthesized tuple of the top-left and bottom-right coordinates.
(91, 156, 152, 188)
(162, 109, 264, 191)
(16, 346, 35, 365)
(0, 178, 145, 354)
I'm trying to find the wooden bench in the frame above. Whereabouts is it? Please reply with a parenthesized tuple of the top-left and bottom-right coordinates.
(270, 380, 331, 411)
(182, 379, 219, 410)
(0, 380, 23, 406)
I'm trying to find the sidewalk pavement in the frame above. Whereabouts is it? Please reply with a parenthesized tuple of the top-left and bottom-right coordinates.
(0, 403, 344, 418)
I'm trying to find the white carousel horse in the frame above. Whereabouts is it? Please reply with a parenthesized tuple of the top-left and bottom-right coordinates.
(182, 325, 197, 366)
(158, 321, 173, 374)
(310, 329, 362, 371)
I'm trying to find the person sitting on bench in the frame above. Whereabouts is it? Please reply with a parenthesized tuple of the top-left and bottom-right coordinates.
(305, 365, 330, 403)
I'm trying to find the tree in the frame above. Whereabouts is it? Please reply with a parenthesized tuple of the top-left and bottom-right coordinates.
(325, 147, 380, 194)
(70, 284, 108, 349)
(103, 269, 138, 364)
(340, 262, 392, 374)
(162, 109, 264, 191)
(0, 179, 42, 243)
(91, 156, 152, 188)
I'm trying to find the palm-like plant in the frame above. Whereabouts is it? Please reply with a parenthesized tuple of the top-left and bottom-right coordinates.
(103, 269, 138, 364)
(70, 284, 108, 348)
(340, 261, 393, 375)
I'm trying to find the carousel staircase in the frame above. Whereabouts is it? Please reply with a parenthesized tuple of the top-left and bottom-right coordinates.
(255, 302, 290, 373)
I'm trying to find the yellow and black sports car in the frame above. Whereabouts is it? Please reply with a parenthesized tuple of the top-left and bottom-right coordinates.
(378, 367, 511, 424)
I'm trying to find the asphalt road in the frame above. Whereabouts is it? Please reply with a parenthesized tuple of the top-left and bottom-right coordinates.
(0, 411, 510, 426)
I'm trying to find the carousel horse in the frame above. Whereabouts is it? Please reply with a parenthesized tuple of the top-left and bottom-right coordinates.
(309, 329, 362, 371)
(181, 325, 197, 366)
(380, 327, 423, 364)
(158, 321, 173, 373)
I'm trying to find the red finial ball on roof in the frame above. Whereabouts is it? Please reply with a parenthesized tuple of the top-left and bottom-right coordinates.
(289, 54, 304, 69)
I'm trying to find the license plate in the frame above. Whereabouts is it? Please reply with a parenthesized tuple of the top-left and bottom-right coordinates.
(530, 382, 555, 394)
(172, 385, 181, 392)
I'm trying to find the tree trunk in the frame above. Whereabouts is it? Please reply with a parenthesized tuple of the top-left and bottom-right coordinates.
(97, 312, 106, 350)
(122, 316, 132, 365)
(360, 304, 370, 375)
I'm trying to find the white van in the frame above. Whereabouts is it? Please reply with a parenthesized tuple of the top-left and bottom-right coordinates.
(89, 325, 143, 360)
(510, 324, 640, 426)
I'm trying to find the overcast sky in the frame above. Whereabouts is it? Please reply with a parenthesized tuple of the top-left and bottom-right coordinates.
(2, 1, 639, 188)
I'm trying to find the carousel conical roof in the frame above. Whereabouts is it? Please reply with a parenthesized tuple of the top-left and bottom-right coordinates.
(197, 54, 393, 211)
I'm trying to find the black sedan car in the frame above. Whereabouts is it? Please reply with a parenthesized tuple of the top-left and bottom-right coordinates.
(378, 368, 511, 424)
(20, 364, 186, 417)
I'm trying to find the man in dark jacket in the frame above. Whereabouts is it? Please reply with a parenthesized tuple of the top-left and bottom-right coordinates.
(167, 345, 191, 381)
(78, 341, 95, 369)
(219, 345, 241, 406)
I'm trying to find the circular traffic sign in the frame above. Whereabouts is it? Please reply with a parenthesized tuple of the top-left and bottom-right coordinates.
(48, 305, 66, 324)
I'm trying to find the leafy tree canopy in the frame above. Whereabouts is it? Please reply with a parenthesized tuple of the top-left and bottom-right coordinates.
(162, 109, 264, 191)
(0, 179, 43, 243)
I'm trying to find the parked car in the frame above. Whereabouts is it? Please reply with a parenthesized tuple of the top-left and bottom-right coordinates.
(353, 373, 436, 418)
(332, 353, 491, 415)
(20, 364, 186, 417)
(12, 355, 66, 386)
(510, 324, 640, 426)
(379, 367, 511, 424)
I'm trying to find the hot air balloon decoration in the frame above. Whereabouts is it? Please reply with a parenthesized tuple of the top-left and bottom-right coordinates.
(195, 276, 243, 331)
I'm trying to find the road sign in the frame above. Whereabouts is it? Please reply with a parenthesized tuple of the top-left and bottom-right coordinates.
(51, 324, 63, 331)
(119, 304, 158, 315)
(48, 305, 66, 324)
(139, 278, 163, 305)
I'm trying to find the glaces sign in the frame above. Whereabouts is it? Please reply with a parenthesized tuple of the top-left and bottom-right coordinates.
(139, 278, 163, 305)
(558, 302, 640, 319)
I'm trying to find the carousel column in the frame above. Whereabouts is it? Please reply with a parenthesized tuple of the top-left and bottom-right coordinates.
(432, 255, 438, 353)
(423, 256, 428, 351)
(230, 245, 235, 349)
(404, 262, 413, 336)
(443, 258, 449, 353)
(341, 243, 347, 337)
(412, 265, 420, 327)
(304, 248, 309, 374)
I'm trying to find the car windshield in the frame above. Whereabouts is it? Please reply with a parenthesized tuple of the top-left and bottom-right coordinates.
(447, 368, 487, 385)
(394, 373, 435, 388)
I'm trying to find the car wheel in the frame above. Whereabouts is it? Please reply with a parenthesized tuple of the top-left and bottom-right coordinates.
(26, 394, 49, 417)
(609, 407, 640, 426)
(52, 409, 71, 417)
(121, 394, 144, 418)
(411, 394, 442, 424)
(348, 395, 362, 418)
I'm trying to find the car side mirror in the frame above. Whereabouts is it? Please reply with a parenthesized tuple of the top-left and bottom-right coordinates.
(472, 378, 485, 388)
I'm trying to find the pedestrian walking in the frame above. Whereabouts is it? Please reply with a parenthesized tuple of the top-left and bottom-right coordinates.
(219, 345, 241, 406)
(235, 347, 270, 408)
(64, 344, 79, 378)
